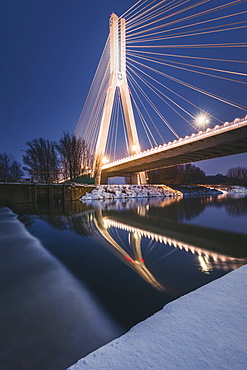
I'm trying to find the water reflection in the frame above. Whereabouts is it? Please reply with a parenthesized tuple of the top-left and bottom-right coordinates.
(11, 196, 247, 292)
(93, 210, 164, 291)
(4, 195, 246, 369)
(224, 196, 247, 216)
(97, 213, 246, 279)
(0, 207, 122, 370)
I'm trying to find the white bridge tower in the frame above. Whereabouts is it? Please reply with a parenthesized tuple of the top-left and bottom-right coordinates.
(94, 13, 146, 185)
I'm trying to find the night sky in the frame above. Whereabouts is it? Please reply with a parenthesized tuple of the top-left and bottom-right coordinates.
(1, 0, 246, 175)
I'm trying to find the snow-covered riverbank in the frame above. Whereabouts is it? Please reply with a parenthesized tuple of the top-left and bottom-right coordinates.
(78, 184, 247, 201)
(212, 185, 247, 195)
(79, 185, 182, 200)
(69, 264, 247, 370)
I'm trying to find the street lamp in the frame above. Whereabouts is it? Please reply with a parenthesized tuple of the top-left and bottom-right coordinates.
(102, 156, 109, 165)
(132, 143, 140, 153)
(195, 113, 210, 128)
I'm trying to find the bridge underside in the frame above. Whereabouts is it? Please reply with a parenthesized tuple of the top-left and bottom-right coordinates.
(102, 124, 247, 179)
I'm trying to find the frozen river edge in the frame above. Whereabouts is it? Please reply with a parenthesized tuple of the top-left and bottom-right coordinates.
(69, 264, 247, 369)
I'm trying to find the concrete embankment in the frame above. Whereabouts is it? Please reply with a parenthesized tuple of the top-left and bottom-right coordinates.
(0, 183, 95, 204)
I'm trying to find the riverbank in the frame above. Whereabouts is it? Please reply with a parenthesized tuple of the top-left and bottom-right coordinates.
(69, 264, 247, 369)
(79, 184, 224, 201)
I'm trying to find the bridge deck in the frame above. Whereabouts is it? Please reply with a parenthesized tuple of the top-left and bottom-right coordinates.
(102, 117, 247, 178)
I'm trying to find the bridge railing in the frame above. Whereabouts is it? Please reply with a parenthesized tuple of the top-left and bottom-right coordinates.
(102, 115, 247, 169)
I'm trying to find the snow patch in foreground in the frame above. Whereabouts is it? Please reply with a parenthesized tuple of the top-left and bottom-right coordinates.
(80, 185, 181, 200)
(69, 265, 247, 370)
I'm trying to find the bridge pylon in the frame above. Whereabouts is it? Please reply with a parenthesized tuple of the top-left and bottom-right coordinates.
(94, 13, 146, 185)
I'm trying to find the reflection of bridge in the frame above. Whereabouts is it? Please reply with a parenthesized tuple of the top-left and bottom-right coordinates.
(12, 200, 247, 290)
(94, 210, 164, 290)
(102, 209, 247, 259)
(92, 208, 246, 289)
(103, 218, 245, 272)
(75, 1, 247, 185)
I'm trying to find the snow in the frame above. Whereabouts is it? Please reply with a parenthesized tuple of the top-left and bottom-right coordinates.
(79, 185, 247, 201)
(80, 185, 182, 200)
(78, 184, 232, 201)
(69, 264, 247, 369)
(218, 186, 247, 195)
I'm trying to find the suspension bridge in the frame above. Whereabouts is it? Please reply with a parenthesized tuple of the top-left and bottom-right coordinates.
(75, 0, 247, 184)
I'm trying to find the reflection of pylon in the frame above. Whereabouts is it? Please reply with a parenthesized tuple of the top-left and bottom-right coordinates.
(93, 211, 163, 290)
(94, 13, 146, 185)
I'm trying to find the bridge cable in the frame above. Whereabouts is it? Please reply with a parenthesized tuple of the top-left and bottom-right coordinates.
(128, 52, 247, 84)
(127, 57, 247, 111)
(128, 64, 198, 131)
(127, 73, 165, 142)
(128, 77, 160, 146)
(127, 65, 180, 138)
(126, 0, 245, 37)
(126, 10, 247, 41)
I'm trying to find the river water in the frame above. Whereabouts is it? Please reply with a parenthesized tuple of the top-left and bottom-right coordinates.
(1, 194, 247, 369)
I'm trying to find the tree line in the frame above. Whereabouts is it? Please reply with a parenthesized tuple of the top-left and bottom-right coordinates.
(0, 153, 24, 182)
(0, 132, 93, 183)
(147, 164, 247, 186)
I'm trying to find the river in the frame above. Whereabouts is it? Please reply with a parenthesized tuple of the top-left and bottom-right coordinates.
(1, 194, 247, 370)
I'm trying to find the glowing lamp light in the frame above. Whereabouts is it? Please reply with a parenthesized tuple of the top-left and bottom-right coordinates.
(195, 113, 210, 128)
(132, 144, 139, 153)
(102, 157, 109, 165)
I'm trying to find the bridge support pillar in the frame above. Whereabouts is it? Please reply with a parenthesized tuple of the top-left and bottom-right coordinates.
(101, 174, 109, 185)
(95, 171, 109, 185)
(130, 172, 147, 185)
(94, 172, 101, 186)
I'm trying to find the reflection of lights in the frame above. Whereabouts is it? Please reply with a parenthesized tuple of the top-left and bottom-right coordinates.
(103, 218, 245, 273)
(124, 256, 133, 262)
(133, 232, 140, 241)
(103, 218, 109, 229)
(198, 255, 212, 274)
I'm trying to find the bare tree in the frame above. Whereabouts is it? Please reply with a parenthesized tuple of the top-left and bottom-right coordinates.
(227, 166, 247, 186)
(0, 153, 23, 181)
(56, 132, 92, 180)
(23, 138, 59, 182)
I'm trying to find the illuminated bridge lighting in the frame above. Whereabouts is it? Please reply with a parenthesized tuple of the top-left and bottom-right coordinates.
(103, 218, 244, 269)
(101, 116, 247, 170)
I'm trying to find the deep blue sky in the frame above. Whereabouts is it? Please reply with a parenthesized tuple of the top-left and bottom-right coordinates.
(0, 0, 246, 175)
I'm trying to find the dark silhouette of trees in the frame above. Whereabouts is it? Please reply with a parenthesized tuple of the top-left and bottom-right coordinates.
(227, 166, 247, 186)
(22, 134, 93, 183)
(56, 132, 92, 180)
(0, 153, 24, 181)
(182, 164, 206, 184)
(148, 164, 247, 186)
(206, 173, 229, 184)
(23, 138, 59, 182)
(148, 164, 206, 185)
